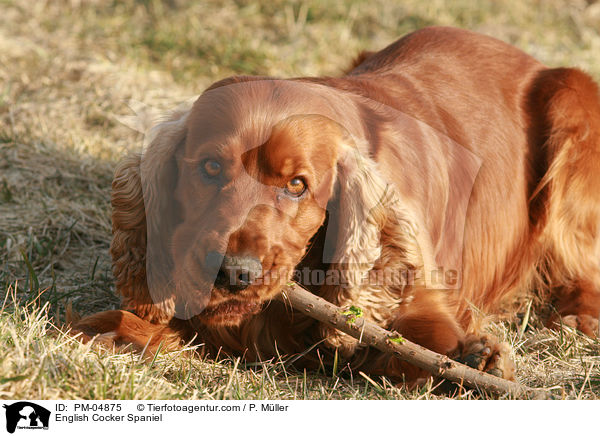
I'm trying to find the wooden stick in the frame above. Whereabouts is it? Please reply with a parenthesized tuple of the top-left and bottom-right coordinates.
(278, 282, 550, 399)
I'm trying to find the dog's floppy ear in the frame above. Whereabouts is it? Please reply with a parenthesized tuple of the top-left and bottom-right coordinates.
(317, 132, 427, 355)
(327, 141, 387, 280)
(110, 153, 155, 320)
(321, 132, 426, 308)
(110, 106, 190, 323)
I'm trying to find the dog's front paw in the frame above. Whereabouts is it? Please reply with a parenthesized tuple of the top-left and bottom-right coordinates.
(455, 335, 515, 380)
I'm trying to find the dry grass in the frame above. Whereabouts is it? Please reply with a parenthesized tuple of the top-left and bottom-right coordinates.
(1, 0, 600, 399)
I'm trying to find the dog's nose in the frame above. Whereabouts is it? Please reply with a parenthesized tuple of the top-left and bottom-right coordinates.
(206, 252, 262, 292)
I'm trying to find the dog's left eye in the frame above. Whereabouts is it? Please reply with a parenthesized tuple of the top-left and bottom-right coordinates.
(284, 177, 306, 197)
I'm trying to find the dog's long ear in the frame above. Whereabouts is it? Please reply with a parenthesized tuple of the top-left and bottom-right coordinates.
(321, 133, 427, 310)
(110, 153, 153, 320)
(317, 133, 428, 355)
(110, 106, 190, 323)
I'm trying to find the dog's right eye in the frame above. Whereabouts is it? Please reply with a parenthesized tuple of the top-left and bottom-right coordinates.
(201, 159, 222, 178)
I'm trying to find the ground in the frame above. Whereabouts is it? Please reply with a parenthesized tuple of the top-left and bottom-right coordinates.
(1, 0, 600, 399)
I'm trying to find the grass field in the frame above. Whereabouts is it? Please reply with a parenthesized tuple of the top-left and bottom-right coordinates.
(2, 0, 600, 399)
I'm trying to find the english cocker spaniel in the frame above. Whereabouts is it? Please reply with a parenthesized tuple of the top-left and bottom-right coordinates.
(74, 27, 600, 383)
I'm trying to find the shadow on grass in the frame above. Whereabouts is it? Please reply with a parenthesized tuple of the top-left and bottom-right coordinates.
(0, 127, 122, 319)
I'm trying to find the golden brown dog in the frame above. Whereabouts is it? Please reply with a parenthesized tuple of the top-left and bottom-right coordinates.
(74, 27, 600, 382)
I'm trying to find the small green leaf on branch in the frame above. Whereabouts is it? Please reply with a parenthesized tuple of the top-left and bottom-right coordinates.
(341, 306, 364, 325)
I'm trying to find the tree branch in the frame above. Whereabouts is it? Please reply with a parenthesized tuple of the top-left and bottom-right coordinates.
(278, 282, 550, 399)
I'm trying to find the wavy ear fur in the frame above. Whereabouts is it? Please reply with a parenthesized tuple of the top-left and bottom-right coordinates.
(320, 135, 430, 354)
(110, 105, 191, 324)
(110, 153, 154, 320)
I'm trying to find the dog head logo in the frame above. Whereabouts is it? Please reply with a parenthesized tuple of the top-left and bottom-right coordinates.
(3, 402, 50, 433)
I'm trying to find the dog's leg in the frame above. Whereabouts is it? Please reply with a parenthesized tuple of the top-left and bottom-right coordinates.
(548, 279, 600, 337)
(529, 68, 600, 336)
(369, 290, 515, 382)
(71, 310, 184, 353)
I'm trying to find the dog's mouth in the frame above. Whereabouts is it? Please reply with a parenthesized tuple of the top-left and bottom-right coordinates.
(193, 263, 293, 326)
(199, 298, 263, 325)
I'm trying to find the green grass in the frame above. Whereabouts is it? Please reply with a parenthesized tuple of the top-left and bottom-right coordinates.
(1, 288, 451, 400)
(1, 0, 600, 399)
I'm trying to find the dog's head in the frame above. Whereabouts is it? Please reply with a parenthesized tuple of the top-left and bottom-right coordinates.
(113, 78, 396, 326)
(114, 77, 479, 327)
(169, 90, 342, 325)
